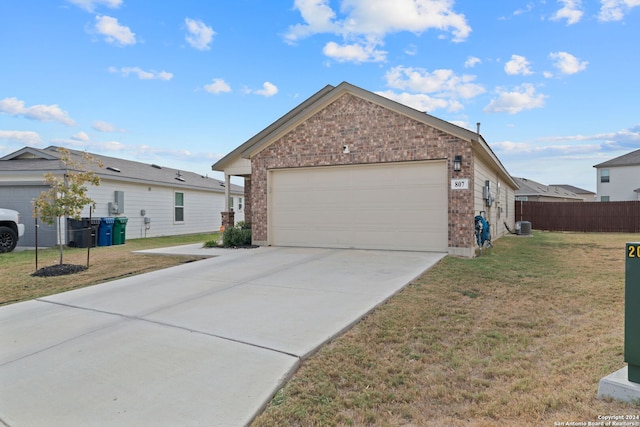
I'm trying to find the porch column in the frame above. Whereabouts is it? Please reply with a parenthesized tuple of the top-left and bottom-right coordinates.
(221, 173, 235, 230)
(224, 173, 231, 211)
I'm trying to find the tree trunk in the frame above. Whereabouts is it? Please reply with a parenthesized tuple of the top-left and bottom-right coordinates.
(57, 216, 63, 265)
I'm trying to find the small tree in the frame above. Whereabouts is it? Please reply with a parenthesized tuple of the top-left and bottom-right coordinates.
(33, 148, 102, 265)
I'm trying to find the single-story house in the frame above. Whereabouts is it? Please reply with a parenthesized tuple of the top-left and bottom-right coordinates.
(594, 148, 640, 201)
(0, 146, 244, 247)
(212, 82, 517, 257)
(513, 177, 585, 202)
(551, 184, 596, 202)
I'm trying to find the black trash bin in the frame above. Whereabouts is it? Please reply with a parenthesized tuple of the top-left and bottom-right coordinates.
(67, 218, 92, 248)
(90, 218, 100, 247)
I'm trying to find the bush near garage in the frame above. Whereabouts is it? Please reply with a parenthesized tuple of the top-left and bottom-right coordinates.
(222, 222, 252, 247)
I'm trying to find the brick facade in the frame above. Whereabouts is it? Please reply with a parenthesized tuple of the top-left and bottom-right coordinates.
(220, 211, 235, 230)
(250, 93, 475, 251)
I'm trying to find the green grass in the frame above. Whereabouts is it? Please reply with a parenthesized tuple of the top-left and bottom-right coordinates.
(0, 233, 219, 306)
(251, 231, 638, 426)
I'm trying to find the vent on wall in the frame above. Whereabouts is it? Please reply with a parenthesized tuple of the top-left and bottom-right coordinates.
(106, 166, 121, 172)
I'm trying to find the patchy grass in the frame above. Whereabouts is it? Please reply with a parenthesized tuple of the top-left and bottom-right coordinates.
(252, 232, 639, 426)
(0, 233, 219, 306)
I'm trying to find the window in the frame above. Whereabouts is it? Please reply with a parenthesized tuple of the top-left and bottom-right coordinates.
(175, 192, 184, 222)
(238, 197, 243, 210)
(229, 197, 234, 212)
(601, 196, 610, 202)
(516, 196, 528, 201)
(601, 169, 610, 183)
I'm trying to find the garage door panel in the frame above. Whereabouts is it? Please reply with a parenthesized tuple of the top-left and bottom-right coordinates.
(269, 162, 448, 252)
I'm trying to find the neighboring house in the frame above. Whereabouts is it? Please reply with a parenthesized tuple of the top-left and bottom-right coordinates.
(212, 82, 518, 257)
(0, 146, 244, 247)
(551, 184, 596, 202)
(594, 148, 640, 201)
(513, 177, 585, 202)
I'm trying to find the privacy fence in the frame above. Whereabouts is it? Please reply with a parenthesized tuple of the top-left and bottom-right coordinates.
(515, 201, 640, 233)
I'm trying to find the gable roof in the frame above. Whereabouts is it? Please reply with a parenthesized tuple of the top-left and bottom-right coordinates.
(513, 177, 583, 200)
(1, 146, 243, 194)
(212, 81, 517, 189)
(551, 184, 595, 195)
(593, 148, 640, 168)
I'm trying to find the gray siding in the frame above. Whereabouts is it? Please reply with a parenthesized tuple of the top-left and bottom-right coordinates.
(0, 184, 57, 247)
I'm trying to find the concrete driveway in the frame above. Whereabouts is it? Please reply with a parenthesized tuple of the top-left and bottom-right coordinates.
(0, 245, 445, 426)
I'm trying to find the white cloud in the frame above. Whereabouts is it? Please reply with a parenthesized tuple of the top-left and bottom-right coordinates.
(551, 0, 584, 24)
(538, 125, 640, 149)
(549, 51, 588, 74)
(68, 0, 122, 12)
(95, 15, 136, 46)
(254, 82, 278, 97)
(504, 54, 533, 76)
(322, 41, 386, 63)
(0, 97, 75, 125)
(376, 90, 463, 113)
(185, 18, 215, 50)
(109, 66, 173, 80)
(483, 84, 547, 114)
(284, 0, 342, 43)
(599, 0, 640, 21)
(384, 65, 485, 100)
(464, 56, 481, 68)
(285, 0, 471, 63)
(92, 120, 123, 132)
(0, 130, 42, 145)
(71, 131, 90, 142)
(55, 139, 128, 155)
(204, 78, 232, 94)
(512, 3, 535, 16)
(404, 44, 418, 56)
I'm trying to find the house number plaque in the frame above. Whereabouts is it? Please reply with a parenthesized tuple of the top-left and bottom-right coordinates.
(451, 179, 469, 190)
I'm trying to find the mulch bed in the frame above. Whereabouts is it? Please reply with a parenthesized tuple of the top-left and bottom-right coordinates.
(31, 264, 88, 277)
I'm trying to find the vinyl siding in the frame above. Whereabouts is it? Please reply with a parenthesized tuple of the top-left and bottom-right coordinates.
(82, 180, 227, 239)
(474, 156, 516, 240)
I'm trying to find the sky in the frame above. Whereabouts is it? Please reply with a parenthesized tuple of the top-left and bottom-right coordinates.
(1, 0, 639, 192)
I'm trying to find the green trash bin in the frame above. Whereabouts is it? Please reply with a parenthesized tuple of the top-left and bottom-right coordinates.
(112, 217, 128, 245)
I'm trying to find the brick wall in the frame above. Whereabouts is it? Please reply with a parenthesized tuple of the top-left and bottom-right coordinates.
(251, 93, 475, 251)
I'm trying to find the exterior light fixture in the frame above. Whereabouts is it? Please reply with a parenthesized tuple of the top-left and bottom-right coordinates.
(453, 155, 462, 172)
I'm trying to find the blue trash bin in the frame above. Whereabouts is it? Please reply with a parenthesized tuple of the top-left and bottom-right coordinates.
(98, 217, 115, 246)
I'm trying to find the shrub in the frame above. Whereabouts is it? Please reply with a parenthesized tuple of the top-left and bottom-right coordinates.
(222, 225, 252, 247)
(236, 221, 251, 230)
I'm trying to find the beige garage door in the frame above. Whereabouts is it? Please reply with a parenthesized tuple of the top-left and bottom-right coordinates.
(269, 161, 448, 251)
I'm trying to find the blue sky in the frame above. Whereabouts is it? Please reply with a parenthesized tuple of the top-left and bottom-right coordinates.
(1, 0, 638, 191)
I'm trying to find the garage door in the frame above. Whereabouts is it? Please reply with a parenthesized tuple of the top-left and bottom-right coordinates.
(0, 185, 57, 247)
(269, 161, 448, 252)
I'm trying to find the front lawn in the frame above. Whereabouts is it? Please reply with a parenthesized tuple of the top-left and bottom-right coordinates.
(0, 233, 219, 306)
(252, 231, 638, 426)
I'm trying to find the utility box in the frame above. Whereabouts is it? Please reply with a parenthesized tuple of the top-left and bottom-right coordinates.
(626, 242, 640, 383)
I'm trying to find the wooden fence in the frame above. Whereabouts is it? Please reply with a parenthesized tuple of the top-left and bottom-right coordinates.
(515, 201, 640, 233)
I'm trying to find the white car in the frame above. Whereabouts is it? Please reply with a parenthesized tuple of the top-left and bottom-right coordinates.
(0, 208, 26, 253)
